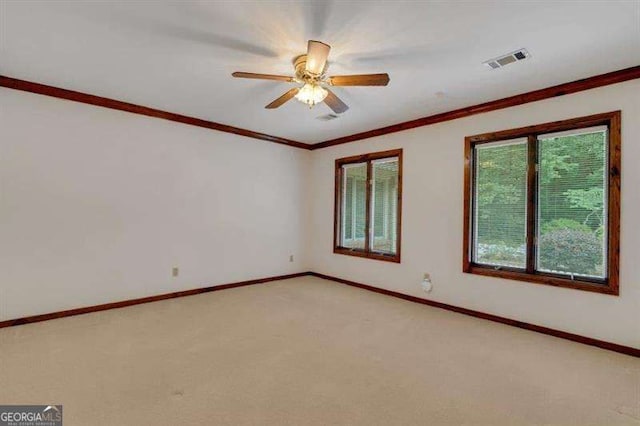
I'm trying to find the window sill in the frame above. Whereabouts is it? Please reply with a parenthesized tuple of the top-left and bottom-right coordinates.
(463, 264, 618, 295)
(334, 247, 401, 263)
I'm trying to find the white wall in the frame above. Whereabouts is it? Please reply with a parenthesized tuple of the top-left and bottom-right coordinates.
(2, 80, 638, 348)
(0, 88, 311, 321)
(308, 79, 640, 348)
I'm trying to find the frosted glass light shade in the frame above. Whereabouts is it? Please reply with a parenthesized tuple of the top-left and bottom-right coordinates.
(295, 83, 328, 107)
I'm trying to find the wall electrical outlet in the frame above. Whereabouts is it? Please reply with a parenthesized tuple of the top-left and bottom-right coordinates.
(422, 273, 433, 293)
(289, 255, 294, 262)
(172, 267, 179, 277)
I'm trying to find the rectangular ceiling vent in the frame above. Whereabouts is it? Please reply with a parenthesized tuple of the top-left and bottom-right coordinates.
(316, 113, 340, 121)
(484, 48, 530, 69)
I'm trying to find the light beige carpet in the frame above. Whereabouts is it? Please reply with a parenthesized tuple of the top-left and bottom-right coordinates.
(0, 276, 638, 425)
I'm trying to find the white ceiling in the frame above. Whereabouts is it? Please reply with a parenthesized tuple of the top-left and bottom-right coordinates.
(1, 1, 639, 143)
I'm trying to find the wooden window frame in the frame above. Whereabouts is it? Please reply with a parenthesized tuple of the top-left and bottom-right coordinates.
(463, 111, 621, 295)
(334, 149, 403, 263)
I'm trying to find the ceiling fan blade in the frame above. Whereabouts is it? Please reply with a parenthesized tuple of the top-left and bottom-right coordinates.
(306, 40, 331, 75)
(232, 72, 294, 82)
(265, 88, 300, 109)
(324, 88, 349, 114)
(329, 73, 390, 86)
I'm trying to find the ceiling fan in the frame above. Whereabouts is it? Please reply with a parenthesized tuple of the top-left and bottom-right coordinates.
(232, 40, 390, 114)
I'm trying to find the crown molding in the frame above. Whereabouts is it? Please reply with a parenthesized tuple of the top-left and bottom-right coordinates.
(3, 65, 639, 151)
(310, 65, 640, 149)
(0, 75, 311, 150)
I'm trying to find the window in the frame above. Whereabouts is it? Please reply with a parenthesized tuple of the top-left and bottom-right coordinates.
(335, 149, 402, 262)
(464, 112, 620, 295)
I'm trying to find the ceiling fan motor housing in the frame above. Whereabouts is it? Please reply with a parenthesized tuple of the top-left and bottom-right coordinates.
(293, 54, 326, 83)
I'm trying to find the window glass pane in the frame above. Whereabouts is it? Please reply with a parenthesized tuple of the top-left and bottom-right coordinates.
(341, 163, 367, 249)
(537, 127, 608, 279)
(473, 139, 528, 268)
(371, 158, 399, 254)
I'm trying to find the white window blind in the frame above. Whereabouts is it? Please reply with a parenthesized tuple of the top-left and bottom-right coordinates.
(536, 126, 608, 279)
(371, 158, 399, 254)
(473, 138, 528, 269)
(341, 163, 367, 249)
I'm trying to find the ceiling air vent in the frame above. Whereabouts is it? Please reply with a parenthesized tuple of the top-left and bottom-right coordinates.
(484, 48, 530, 69)
(316, 113, 340, 121)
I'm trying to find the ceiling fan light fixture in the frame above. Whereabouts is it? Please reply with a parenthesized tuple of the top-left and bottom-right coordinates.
(295, 83, 328, 107)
